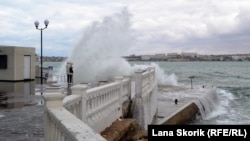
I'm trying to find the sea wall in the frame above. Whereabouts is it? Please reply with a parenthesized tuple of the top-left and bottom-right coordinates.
(157, 102, 199, 125)
(132, 67, 158, 130)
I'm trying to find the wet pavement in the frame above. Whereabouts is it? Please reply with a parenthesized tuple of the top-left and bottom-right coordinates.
(0, 81, 45, 141)
(155, 85, 215, 124)
(0, 105, 45, 141)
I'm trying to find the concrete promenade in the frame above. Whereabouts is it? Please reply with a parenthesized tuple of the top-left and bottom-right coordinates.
(0, 84, 209, 140)
(0, 83, 45, 141)
(0, 105, 44, 141)
(155, 85, 214, 125)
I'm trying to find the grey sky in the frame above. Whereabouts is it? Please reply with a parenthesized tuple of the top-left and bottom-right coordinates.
(0, 0, 249, 56)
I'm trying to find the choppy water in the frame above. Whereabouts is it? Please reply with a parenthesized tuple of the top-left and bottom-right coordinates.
(130, 61, 250, 124)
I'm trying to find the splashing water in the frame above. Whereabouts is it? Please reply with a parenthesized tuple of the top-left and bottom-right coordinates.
(68, 8, 133, 83)
(66, 8, 178, 86)
(194, 88, 238, 124)
(150, 63, 178, 86)
(129, 62, 179, 86)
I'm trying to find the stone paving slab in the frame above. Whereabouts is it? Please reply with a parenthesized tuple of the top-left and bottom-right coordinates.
(0, 105, 45, 141)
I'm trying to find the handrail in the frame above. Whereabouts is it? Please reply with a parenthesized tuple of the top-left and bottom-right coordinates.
(84, 81, 122, 132)
(133, 67, 158, 129)
(43, 93, 106, 141)
(60, 76, 131, 133)
(63, 95, 82, 119)
(46, 107, 106, 141)
(43, 67, 157, 139)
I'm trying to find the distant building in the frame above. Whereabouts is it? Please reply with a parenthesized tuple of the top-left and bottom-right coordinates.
(181, 52, 198, 58)
(41, 56, 67, 62)
(151, 53, 166, 61)
(232, 55, 242, 61)
(166, 53, 179, 59)
(0, 46, 36, 81)
(123, 54, 140, 61)
(141, 55, 151, 61)
(168, 58, 190, 62)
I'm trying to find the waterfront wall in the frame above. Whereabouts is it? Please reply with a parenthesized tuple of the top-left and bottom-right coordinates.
(159, 102, 199, 125)
(63, 76, 131, 133)
(133, 67, 158, 130)
(44, 93, 106, 141)
(43, 67, 157, 141)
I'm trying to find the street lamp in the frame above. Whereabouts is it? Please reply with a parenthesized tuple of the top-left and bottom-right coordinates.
(34, 19, 49, 94)
(188, 76, 195, 89)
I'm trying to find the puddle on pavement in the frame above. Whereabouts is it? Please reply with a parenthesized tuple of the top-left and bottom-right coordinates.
(0, 81, 44, 109)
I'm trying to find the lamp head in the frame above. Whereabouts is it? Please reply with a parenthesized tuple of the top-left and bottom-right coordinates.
(34, 21, 39, 29)
(44, 19, 49, 27)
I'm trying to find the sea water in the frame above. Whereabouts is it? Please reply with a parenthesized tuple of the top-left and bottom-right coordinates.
(130, 61, 250, 124)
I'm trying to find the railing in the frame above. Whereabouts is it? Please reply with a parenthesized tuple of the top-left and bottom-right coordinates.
(120, 76, 131, 104)
(62, 85, 88, 120)
(141, 67, 155, 95)
(43, 67, 156, 140)
(63, 94, 82, 119)
(85, 81, 122, 132)
(44, 93, 106, 141)
(133, 67, 158, 130)
(62, 76, 131, 133)
(54, 74, 67, 84)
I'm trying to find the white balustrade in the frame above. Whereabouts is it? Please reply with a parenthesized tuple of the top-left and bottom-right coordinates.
(63, 84, 88, 119)
(115, 76, 131, 104)
(63, 94, 82, 119)
(43, 67, 156, 140)
(61, 76, 131, 133)
(142, 71, 151, 95)
(84, 81, 122, 133)
(141, 67, 155, 95)
(121, 76, 131, 103)
(133, 67, 157, 130)
(43, 93, 106, 141)
(54, 74, 67, 84)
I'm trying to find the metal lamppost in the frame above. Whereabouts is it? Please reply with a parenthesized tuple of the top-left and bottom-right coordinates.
(34, 19, 49, 94)
(188, 76, 195, 89)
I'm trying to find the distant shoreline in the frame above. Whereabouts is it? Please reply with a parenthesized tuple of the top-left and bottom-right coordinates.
(39, 53, 250, 62)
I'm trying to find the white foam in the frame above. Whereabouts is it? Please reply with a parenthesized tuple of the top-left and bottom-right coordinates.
(198, 88, 236, 121)
(68, 8, 134, 83)
(65, 8, 179, 86)
(150, 62, 178, 86)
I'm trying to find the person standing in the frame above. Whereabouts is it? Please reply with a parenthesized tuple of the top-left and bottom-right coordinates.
(66, 61, 73, 84)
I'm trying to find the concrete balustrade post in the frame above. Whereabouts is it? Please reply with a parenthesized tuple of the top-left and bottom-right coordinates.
(44, 93, 65, 108)
(71, 84, 88, 122)
(152, 67, 156, 84)
(147, 67, 155, 89)
(43, 93, 65, 140)
(133, 69, 145, 128)
(115, 76, 124, 105)
(124, 75, 132, 100)
(69, 84, 85, 119)
(135, 69, 143, 98)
